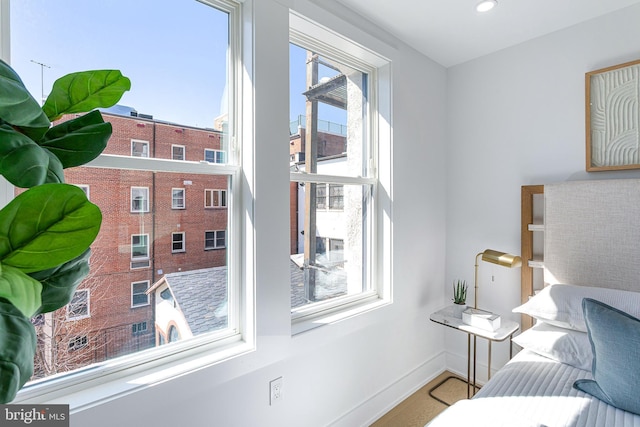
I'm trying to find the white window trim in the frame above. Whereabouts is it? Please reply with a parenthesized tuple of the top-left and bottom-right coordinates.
(131, 139, 149, 158)
(171, 232, 186, 253)
(172, 188, 186, 209)
(7, 0, 255, 410)
(66, 289, 90, 321)
(205, 188, 227, 208)
(172, 144, 186, 160)
(131, 280, 150, 308)
(289, 11, 392, 335)
(204, 148, 225, 163)
(130, 186, 149, 213)
(131, 234, 150, 260)
(205, 230, 226, 250)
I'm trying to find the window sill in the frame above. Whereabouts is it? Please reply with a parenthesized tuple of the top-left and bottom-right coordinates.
(291, 294, 389, 335)
(14, 333, 254, 411)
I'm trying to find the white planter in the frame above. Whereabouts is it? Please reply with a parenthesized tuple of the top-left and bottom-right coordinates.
(451, 303, 467, 318)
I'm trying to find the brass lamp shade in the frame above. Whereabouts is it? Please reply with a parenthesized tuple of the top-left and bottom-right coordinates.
(474, 249, 522, 309)
(480, 249, 522, 269)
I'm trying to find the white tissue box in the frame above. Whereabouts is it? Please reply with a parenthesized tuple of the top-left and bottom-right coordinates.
(462, 308, 501, 331)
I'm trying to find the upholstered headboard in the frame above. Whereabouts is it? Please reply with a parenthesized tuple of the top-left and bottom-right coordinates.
(544, 179, 640, 291)
(521, 179, 640, 330)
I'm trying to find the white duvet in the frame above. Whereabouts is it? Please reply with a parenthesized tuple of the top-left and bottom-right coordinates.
(426, 350, 640, 427)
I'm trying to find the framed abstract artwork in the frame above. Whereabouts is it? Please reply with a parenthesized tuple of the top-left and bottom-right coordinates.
(586, 59, 640, 171)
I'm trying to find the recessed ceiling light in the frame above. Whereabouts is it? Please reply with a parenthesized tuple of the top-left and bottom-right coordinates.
(476, 0, 497, 13)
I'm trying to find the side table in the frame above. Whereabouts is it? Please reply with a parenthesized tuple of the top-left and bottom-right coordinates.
(429, 305, 519, 404)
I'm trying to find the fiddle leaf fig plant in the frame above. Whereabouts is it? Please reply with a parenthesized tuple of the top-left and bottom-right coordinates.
(0, 59, 130, 403)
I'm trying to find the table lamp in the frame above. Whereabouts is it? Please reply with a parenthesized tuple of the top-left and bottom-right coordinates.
(474, 249, 522, 309)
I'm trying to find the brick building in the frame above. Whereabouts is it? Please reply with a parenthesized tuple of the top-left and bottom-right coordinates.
(32, 110, 229, 378)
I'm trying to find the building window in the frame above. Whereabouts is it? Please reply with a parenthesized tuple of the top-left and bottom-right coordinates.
(132, 322, 148, 335)
(67, 289, 90, 320)
(328, 184, 344, 210)
(205, 189, 227, 208)
(131, 187, 149, 213)
(68, 336, 88, 351)
(204, 149, 225, 163)
(205, 230, 226, 250)
(172, 232, 186, 253)
(289, 14, 389, 330)
(168, 325, 180, 343)
(316, 185, 326, 210)
(131, 281, 150, 307)
(131, 140, 149, 158)
(131, 234, 149, 260)
(172, 144, 185, 160)
(172, 188, 185, 209)
(314, 184, 344, 211)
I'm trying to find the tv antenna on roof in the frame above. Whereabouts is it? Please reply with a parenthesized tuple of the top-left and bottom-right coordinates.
(30, 59, 51, 105)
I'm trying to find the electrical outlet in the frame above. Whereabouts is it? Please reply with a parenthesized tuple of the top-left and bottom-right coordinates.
(270, 377, 283, 405)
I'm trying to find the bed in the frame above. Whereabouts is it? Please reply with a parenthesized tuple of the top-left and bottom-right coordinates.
(427, 179, 640, 427)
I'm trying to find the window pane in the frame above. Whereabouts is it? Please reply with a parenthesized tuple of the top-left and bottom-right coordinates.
(290, 182, 371, 308)
(289, 44, 369, 178)
(172, 145, 185, 161)
(172, 189, 185, 209)
(132, 282, 149, 307)
(11, 0, 233, 381)
(289, 38, 373, 312)
(67, 290, 89, 319)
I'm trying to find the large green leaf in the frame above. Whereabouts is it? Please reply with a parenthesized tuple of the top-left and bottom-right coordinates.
(0, 125, 50, 188)
(30, 249, 90, 314)
(43, 70, 131, 121)
(0, 298, 36, 404)
(0, 184, 102, 272)
(43, 148, 65, 184)
(0, 264, 42, 318)
(0, 59, 50, 140)
(40, 110, 112, 168)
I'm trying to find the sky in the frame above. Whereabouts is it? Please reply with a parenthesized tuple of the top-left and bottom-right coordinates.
(11, 0, 346, 130)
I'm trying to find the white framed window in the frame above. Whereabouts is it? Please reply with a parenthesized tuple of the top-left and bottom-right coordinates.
(172, 188, 185, 209)
(131, 281, 150, 307)
(67, 289, 90, 321)
(289, 12, 391, 332)
(7, 0, 250, 408)
(205, 189, 227, 208)
(172, 232, 186, 253)
(131, 187, 149, 213)
(131, 234, 149, 260)
(315, 183, 344, 211)
(172, 144, 185, 160)
(204, 148, 225, 163)
(131, 139, 149, 158)
(205, 230, 226, 250)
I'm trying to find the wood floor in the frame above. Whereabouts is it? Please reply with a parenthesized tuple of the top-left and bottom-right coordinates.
(370, 371, 468, 427)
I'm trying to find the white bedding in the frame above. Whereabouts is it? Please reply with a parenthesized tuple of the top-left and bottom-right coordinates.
(426, 350, 640, 427)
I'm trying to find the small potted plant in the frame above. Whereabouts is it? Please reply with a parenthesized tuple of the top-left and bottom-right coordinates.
(452, 280, 467, 317)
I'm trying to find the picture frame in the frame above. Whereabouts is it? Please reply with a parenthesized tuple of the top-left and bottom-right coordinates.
(586, 59, 640, 171)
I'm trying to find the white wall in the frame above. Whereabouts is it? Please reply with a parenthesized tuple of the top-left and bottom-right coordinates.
(445, 3, 640, 379)
(71, 0, 448, 426)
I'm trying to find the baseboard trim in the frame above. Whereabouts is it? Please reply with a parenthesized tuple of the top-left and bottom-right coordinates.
(328, 350, 447, 427)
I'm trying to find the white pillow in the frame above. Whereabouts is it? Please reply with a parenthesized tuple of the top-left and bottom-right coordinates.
(513, 284, 640, 332)
(512, 321, 592, 371)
